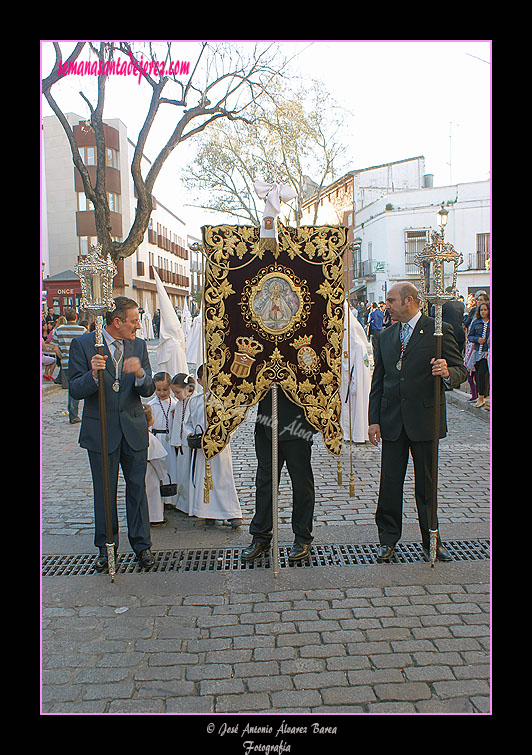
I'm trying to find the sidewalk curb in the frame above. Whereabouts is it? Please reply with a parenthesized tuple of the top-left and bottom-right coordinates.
(42, 382, 64, 397)
(447, 388, 490, 421)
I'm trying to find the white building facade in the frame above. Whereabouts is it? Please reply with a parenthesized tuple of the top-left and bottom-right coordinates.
(299, 157, 490, 304)
(300, 156, 427, 230)
(299, 157, 429, 296)
(352, 180, 490, 303)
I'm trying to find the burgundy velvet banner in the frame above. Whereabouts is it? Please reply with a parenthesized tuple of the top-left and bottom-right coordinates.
(200, 222, 347, 459)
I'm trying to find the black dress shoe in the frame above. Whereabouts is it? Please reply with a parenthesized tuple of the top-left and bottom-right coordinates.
(94, 545, 118, 572)
(241, 541, 269, 561)
(288, 542, 312, 562)
(422, 544, 452, 562)
(95, 549, 107, 572)
(376, 544, 395, 563)
(137, 548, 155, 569)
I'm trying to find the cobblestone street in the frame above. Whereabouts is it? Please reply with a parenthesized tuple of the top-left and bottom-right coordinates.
(41, 342, 490, 717)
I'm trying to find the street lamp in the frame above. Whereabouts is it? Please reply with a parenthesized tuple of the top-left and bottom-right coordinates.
(75, 244, 118, 581)
(413, 205, 463, 567)
(437, 202, 448, 232)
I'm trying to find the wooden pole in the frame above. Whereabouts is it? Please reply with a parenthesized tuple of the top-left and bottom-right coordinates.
(271, 383, 280, 578)
(429, 307, 443, 567)
(95, 315, 116, 582)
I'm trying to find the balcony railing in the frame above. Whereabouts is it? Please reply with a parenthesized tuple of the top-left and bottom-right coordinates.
(148, 231, 188, 259)
(466, 251, 490, 270)
(149, 266, 189, 289)
(354, 259, 386, 278)
(407, 251, 490, 274)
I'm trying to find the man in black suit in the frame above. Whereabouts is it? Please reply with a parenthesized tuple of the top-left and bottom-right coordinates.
(368, 282, 467, 562)
(242, 387, 317, 562)
(69, 297, 155, 571)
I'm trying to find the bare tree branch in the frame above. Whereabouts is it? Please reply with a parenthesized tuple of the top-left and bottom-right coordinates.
(182, 79, 350, 227)
(42, 41, 289, 263)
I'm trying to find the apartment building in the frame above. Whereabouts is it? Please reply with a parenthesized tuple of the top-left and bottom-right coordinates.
(299, 156, 489, 303)
(350, 180, 490, 304)
(299, 157, 427, 295)
(42, 113, 191, 318)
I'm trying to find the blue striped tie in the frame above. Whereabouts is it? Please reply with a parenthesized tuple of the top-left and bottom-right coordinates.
(400, 323, 411, 350)
(113, 340, 123, 376)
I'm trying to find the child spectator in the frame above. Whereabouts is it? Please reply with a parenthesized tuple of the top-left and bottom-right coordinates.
(169, 373, 195, 514)
(184, 365, 242, 528)
(147, 372, 178, 509)
(144, 405, 168, 526)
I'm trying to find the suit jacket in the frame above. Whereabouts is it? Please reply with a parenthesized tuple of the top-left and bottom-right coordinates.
(431, 300, 466, 346)
(256, 387, 317, 444)
(368, 313, 467, 442)
(68, 331, 155, 453)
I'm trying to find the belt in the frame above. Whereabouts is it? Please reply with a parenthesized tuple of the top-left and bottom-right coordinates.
(152, 429, 169, 435)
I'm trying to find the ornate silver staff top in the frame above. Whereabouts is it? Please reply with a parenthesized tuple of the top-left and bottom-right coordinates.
(413, 207, 463, 335)
(75, 243, 117, 346)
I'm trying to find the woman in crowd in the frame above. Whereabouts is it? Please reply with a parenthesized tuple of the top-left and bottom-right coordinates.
(466, 301, 490, 409)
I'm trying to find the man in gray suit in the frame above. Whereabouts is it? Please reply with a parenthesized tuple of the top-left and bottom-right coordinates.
(69, 297, 155, 571)
(368, 282, 467, 563)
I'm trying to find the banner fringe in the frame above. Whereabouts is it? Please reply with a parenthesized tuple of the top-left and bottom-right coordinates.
(259, 237, 278, 253)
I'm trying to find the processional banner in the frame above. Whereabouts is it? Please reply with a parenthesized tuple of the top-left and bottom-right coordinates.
(200, 222, 348, 460)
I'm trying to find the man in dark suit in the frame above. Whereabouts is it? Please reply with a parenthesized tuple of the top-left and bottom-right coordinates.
(69, 297, 155, 571)
(242, 387, 317, 562)
(368, 282, 467, 562)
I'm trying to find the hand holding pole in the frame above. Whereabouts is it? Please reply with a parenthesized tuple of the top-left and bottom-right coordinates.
(75, 245, 118, 582)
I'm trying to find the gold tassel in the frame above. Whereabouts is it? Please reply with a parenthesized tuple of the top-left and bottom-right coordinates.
(349, 471, 355, 497)
(204, 460, 213, 503)
(259, 237, 278, 253)
(337, 458, 342, 486)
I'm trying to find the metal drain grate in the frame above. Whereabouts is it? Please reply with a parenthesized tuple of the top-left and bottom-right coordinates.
(42, 539, 489, 576)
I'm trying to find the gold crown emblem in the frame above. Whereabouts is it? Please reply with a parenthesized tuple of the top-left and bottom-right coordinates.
(290, 334, 313, 350)
(235, 336, 264, 357)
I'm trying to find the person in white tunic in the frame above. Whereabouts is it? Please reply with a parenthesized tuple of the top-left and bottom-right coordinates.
(141, 300, 154, 340)
(185, 310, 203, 368)
(144, 405, 168, 525)
(184, 365, 242, 526)
(341, 301, 372, 443)
(169, 373, 196, 513)
(154, 270, 188, 377)
(147, 372, 178, 508)
(181, 304, 192, 340)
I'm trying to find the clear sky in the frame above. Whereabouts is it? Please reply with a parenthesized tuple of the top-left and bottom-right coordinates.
(286, 40, 490, 182)
(41, 40, 491, 238)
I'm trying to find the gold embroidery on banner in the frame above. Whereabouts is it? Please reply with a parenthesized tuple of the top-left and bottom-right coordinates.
(230, 336, 264, 378)
(241, 267, 311, 341)
(290, 334, 320, 375)
(298, 346, 320, 374)
(201, 223, 347, 460)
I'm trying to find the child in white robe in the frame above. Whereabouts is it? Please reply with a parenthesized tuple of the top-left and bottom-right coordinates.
(183, 365, 242, 527)
(147, 372, 178, 508)
(144, 405, 168, 526)
(169, 373, 195, 514)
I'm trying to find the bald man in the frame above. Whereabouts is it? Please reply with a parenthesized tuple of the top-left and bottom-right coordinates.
(368, 282, 467, 562)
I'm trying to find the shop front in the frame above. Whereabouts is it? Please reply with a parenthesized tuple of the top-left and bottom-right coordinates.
(43, 270, 83, 318)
